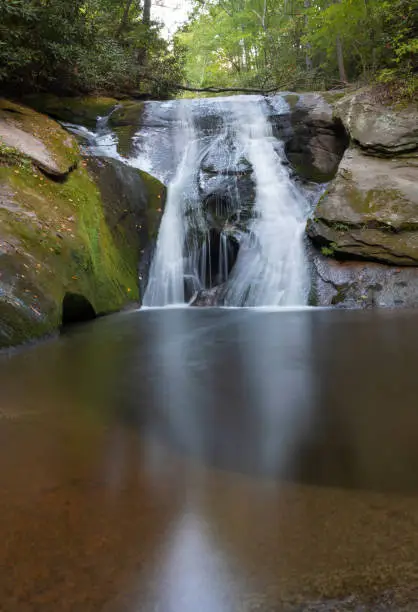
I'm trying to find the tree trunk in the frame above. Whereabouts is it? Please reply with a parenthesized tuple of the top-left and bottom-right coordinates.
(304, 0, 313, 70)
(143, 0, 151, 25)
(336, 34, 348, 82)
(116, 0, 135, 38)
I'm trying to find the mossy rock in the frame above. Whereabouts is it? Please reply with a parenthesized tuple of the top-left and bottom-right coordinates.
(307, 147, 418, 265)
(109, 101, 145, 157)
(0, 160, 139, 349)
(284, 94, 300, 110)
(86, 157, 166, 300)
(23, 94, 120, 129)
(0, 99, 79, 176)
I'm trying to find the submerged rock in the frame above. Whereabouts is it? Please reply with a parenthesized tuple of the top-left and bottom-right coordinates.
(334, 88, 418, 156)
(307, 148, 418, 265)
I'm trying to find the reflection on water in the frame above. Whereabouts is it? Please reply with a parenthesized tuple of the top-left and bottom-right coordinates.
(2, 308, 418, 610)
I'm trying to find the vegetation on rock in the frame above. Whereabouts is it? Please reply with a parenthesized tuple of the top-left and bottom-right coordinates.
(0, 101, 166, 348)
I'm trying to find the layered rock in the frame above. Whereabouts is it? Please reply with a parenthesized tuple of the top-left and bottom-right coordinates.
(0, 100, 165, 348)
(334, 88, 418, 156)
(0, 99, 78, 177)
(307, 87, 418, 307)
(307, 148, 418, 265)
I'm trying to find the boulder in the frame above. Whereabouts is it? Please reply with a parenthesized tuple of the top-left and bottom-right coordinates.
(274, 93, 349, 183)
(0, 103, 166, 349)
(307, 148, 418, 265)
(86, 157, 166, 297)
(190, 284, 226, 307)
(310, 252, 418, 309)
(334, 88, 418, 156)
(0, 99, 79, 177)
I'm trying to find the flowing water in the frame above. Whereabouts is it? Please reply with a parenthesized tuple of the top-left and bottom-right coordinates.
(141, 95, 310, 307)
(72, 95, 312, 307)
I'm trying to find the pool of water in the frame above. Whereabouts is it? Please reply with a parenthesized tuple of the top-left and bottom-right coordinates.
(1, 308, 418, 610)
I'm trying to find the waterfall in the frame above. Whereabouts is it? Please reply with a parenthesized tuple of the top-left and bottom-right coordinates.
(143, 103, 201, 306)
(141, 95, 310, 308)
(223, 98, 309, 306)
(81, 95, 312, 308)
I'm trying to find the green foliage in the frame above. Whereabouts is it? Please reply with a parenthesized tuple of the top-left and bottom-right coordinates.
(0, 0, 185, 97)
(321, 242, 337, 257)
(177, 0, 418, 96)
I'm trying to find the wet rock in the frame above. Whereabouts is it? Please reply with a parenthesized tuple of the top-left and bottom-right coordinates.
(0, 104, 166, 349)
(272, 93, 349, 183)
(310, 251, 418, 308)
(23, 94, 119, 129)
(307, 148, 418, 265)
(201, 137, 252, 175)
(86, 157, 166, 299)
(190, 284, 226, 307)
(334, 88, 418, 156)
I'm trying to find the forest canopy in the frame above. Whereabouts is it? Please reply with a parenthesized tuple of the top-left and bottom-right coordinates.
(176, 0, 418, 98)
(0, 0, 184, 97)
(0, 0, 417, 98)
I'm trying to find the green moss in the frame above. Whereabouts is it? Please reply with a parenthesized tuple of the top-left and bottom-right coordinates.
(0, 142, 32, 169)
(139, 170, 165, 240)
(109, 101, 144, 127)
(0, 99, 79, 173)
(320, 91, 346, 105)
(0, 297, 54, 348)
(331, 283, 349, 305)
(23, 94, 119, 128)
(0, 160, 139, 348)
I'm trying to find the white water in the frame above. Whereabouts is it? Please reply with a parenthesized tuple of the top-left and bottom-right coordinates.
(142, 96, 310, 308)
(72, 95, 313, 308)
(223, 98, 309, 306)
(143, 103, 199, 306)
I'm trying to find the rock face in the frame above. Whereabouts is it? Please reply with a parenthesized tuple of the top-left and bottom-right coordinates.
(310, 252, 418, 309)
(23, 94, 120, 129)
(307, 148, 418, 265)
(190, 285, 226, 307)
(87, 157, 165, 298)
(334, 89, 418, 156)
(278, 93, 349, 182)
(0, 100, 165, 349)
(307, 87, 418, 308)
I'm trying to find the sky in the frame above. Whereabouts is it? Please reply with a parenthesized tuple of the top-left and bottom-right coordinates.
(152, 0, 193, 38)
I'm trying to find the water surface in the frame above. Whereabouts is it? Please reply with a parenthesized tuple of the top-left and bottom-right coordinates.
(1, 308, 418, 610)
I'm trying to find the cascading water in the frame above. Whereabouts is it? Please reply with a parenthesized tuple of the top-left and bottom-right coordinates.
(223, 98, 310, 306)
(143, 103, 200, 306)
(141, 95, 311, 307)
(77, 94, 315, 308)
